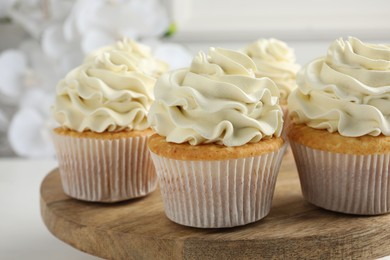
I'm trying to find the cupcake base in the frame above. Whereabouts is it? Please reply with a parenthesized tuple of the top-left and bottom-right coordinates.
(52, 128, 157, 202)
(288, 123, 390, 215)
(148, 134, 286, 228)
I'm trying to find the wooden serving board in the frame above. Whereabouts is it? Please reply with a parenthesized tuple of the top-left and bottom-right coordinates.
(40, 150, 390, 260)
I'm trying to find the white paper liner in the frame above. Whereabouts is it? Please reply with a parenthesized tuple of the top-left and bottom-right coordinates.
(52, 132, 157, 202)
(150, 144, 287, 228)
(281, 106, 290, 154)
(290, 141, 390, 215)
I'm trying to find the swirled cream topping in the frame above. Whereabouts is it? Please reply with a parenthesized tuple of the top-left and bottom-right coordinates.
(53, 39, 169, 132)
(148, 47, 283, 146)
(288, 37, 390, 137)
(243, 38, 300, 104)
(85, 39, 168, 78)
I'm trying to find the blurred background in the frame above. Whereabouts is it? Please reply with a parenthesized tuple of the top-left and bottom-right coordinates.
(0, 0, 389, 159)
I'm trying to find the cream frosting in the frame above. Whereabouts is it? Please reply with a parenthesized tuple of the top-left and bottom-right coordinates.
(243, 38, 300, 104)
(288, 37, 390, 137)
(53, 39, 168, 132)
(85, 39, 168, 78)
(148, 47, 283, 147)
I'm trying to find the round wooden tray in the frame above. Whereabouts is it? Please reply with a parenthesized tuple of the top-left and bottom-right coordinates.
(40, 151, 390, 260)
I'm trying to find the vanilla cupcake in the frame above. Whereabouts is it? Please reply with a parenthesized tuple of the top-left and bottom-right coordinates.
(148, 47, 286, 228)
(288, 37, 390, 215)
(243, 38, 300, 110)
(52, 39, 168, 202)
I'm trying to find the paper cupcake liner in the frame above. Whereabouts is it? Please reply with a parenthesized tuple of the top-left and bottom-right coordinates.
(280, 106, 290, 154)
(150, 144, 287, 228)
(290, 141, 390, 215)
(52, 132, 157, 202)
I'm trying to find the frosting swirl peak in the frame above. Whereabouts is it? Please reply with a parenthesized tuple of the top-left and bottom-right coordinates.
(148, 47, 283, 147)
(243, 38, 300, 104)
(288, 37, 390, 137)
(53, 39, 168, 132)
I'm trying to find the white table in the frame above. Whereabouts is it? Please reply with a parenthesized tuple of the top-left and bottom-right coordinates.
(0, 159, 101, 260)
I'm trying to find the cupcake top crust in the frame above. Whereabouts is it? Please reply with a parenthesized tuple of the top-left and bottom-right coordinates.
(148, 47, 283, 147)
(243, 38, 300, 105)
(52, 39, 169, 133)
(288, 37, 390, 137)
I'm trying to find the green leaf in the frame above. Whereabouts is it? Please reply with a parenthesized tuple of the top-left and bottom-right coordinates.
(163, 23, 177, 38)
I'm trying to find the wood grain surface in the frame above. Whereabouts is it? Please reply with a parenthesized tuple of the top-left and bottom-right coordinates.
(40, 150, 390, 260)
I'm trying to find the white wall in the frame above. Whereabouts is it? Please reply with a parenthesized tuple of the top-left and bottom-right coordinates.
(166, 0, 390, 42)
(164, 0, 390, 66)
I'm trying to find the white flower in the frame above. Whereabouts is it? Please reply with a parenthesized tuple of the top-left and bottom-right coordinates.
(66, 0, 168, 42)
(20, 39, 65, 90)
(42, 0, 170, 73)
(7, 0, 73, 38)
(0, 42, 60, 158)
(0, 49, 27, 104)
(0, 40, 62, 104)
(145, 39, 193, 70)
(8, 89, 55, 158)
(0, 108, 15, 156)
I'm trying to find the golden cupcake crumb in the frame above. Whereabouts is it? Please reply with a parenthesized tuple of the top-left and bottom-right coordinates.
(53, 127, 154, 139)
(148, 134, 285, 161)
(287, 123, 390, 155)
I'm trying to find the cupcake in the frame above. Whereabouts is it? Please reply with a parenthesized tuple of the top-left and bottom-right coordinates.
(288, 37, 390, 215)
(52, 39, 168, 202)
(148, 47, 286, 228)
(243, 38, 300, 112)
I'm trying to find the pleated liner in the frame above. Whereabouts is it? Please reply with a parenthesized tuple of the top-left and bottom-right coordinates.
(52, 133, 157, 202)
(290, 141, 390, 215)
(150, 144, 287, 228)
